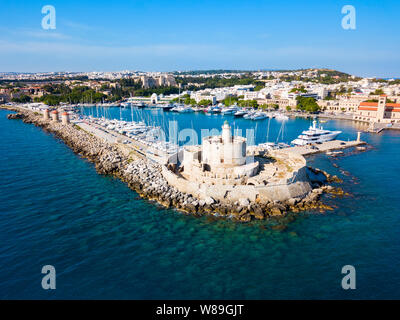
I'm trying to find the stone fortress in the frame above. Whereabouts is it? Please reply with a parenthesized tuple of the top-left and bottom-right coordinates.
(162, 121, 313, 205)
(182, 121, 259, 185)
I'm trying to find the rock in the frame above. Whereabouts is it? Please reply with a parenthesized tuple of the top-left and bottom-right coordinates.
(7, 113, 24, 119)
(270, 224, 287, 231)
(312, 188, 323, 194)
(287, 198, 298, 206)
(270, 206, 283, 216)
(204, 196, 215, 206)
(191, 200, 198, 207)
(252, 207, 264, 220)
(239, 198, 250, 207)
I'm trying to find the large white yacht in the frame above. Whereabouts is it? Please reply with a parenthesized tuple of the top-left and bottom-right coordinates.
(251, 112, 268, 120)
(291, 120, 342, 145)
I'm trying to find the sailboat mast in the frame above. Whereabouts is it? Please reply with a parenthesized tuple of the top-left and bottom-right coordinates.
(266, 117, 271, 143)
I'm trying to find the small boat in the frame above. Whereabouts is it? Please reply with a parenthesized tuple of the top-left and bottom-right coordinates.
(178, 107, 194, 113)
(251, 112, 268, 120)
(234, 110, 248, 117)
(275, 113, 289, 121)
(160, 104, 174, 111)
(243, 111, 256, 119)
(171, 104, 184, 112)
(208, 106, 222, 114)
(221, 106, 239, 115)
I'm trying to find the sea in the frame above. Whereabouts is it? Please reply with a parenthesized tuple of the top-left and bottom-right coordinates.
(0, 107, 399, 299)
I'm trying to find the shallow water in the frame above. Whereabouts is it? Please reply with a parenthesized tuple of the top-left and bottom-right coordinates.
(0, 109, 399, 299)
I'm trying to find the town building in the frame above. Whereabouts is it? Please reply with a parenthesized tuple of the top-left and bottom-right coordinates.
(353, 95, 400, 123)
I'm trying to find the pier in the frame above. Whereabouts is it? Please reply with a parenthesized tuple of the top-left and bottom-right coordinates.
(74, 119, 179, 164)
(275, 139, 366, 157)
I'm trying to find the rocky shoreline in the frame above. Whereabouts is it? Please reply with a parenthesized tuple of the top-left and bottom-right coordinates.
(2, 106, 344, 222)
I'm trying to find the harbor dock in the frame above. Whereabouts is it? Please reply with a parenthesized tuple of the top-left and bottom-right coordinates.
(275, 139, 366, 157)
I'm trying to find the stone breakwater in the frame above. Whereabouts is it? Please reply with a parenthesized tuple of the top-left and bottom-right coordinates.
(3, 106, 341, 222)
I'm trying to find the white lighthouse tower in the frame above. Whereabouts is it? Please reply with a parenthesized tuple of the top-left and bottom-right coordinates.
(222, 120, 232, 143)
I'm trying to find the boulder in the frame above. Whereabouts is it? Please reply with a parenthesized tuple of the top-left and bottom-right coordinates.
(252, 207, 264, 220)
(204, 196, 215, 206)
(270, 206, 283, 216)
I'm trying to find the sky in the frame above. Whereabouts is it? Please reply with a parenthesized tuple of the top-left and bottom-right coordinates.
(0, 0, 399, 77)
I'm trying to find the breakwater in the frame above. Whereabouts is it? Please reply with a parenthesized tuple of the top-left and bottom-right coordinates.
(3, 106, 339, 221)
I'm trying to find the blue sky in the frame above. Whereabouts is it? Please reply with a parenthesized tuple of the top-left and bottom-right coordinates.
(0, 0, 399, 77)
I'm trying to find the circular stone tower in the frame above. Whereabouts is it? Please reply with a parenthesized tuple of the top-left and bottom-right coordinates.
(43, 109, 50, 120)
(51, 110, 59, 122)
(61, 112, 70, 125)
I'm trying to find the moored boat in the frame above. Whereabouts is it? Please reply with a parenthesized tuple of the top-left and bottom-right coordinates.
(291, 120, 342, 145)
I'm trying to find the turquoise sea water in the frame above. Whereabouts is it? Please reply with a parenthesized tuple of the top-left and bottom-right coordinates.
(0, 108, 399, 299)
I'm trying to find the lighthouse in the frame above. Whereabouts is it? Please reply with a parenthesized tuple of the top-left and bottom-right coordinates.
(221, 120, 232, 143)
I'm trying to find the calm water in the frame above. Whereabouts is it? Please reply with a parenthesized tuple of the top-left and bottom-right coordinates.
(0, 108, 399, 299)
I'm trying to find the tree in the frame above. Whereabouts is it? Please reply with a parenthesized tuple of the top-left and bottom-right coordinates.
(198, 99, 212, 106)
(183, 97, 196, 105)
(289, 86, 307, 93)
(286, 106, 291, 112)
(222, 96, 239, 106)
(296, 96, 320, 113)
(238, 99, 258, 108)
(11, 94, 32, 103)
(370, 88, 385, 95)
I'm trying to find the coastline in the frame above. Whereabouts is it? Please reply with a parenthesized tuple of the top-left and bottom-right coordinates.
(1, 105, 342, 222)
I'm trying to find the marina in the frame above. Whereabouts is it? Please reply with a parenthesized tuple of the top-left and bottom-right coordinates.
(12, 102, 366, 166)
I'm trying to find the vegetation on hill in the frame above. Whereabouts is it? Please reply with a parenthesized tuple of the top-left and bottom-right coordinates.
(11, 95, 32, 103)
(370, 89, 385, 95)
(35, 86, 106, 105)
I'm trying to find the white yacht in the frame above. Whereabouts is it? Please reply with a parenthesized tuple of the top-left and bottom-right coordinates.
(207, 106, 222, 114)
(178, 106, 194, 113)
(291, 120, 342, 145)
(243, 111, 256, 119)
(221, 106, 239, 115)
(275, 113, 289, 121)
(234, 110, 248, 117)
(251, 112, 268, 120)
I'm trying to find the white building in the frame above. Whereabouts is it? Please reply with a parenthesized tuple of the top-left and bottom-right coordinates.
(182, 121, 259, 182)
